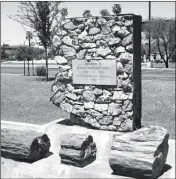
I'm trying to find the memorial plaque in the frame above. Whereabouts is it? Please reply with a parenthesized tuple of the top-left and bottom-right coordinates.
(12, 167, 58, 178)
(72, 60, 116, 85)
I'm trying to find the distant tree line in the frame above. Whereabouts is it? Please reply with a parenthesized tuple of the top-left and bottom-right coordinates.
(142, 17, 175, 68)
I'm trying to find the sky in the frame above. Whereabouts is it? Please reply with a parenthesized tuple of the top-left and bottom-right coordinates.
(1, 1, 175, 46)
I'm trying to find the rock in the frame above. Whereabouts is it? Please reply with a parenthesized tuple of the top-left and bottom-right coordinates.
(88, 109, 103, 118)
(81, 43, 96, 49)
(53, 35, 62, 47)
(112, 25, 121, 33)
(118, 52, 133, 64)
(60, 101, 73, 113)
(73, 89, 84, 95)
(59, 134, 96, 167)
(72, 105, 85, 117)
(97, 17, 107, 25)
(96, 40, 108, 48)
(62, 36, 73, 46)
(55, 72, 69, 81)
(119, 118, 133, 132)
(119, 72, 128, 79)
(121, 34, 132, 47)
(61, 45, 76, 59)
(68, 69, 73, 78)
(51, 84, 58, 93)
(51, 93, 65, 107)
(95, 104, 108, 112)
(103, 34, 121, 46)
(122, 79, 132, 93)
(124, 63, 133, 74)
(58, 65, 71, 72)
(108, 19, 116, 27)
(67, 84, 74, 92)
(55, 56, 68, 65)
(114, 46, 125, 54)
(113, 117, 121, 126)
(96, 95, 110, 103)
(117, 28, 130, 38)
(126, 44, 133, 53)
(116, 62, 124, 73)
(122, 100, 133, 112)
(84, 115, 96, 125)
(84, 102, 94, 109)
(78, 23, 85, 31)
(65, 93, 77, 101)
(108, 103, 122, 116)
(99, 116, 113, 125)
(91, 122, 101, 129)
(101, 24, 111, 35)
(78, 30, 88, 40)
(75, 28, 82, 34)
(97, 47, 111, 57)
(103, 90, 111, 96)
(126, 111, 133, 118)
(124, 20, 133, 27)
(94, 33, 103, 41)
(107, 125, 117, 131)
(127, 93, 133, 100)
(83, 91, 95, 102)
(113, 91, 128, 101)
(76, 49, 87, 60)
(89, 27, 101, 35)
(105, 55, 116, 60)
(100, 125, 108, 130)
(53, 81, 67, 92)
(85, 55, 92, 61)
(64, 21, 77, 30)
(109, 126, 169, 179)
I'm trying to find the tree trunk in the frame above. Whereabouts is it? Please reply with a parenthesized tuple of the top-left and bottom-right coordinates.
(59, 134, 97, 167)
(24, 58, 25, 76)
(164, 60, 169, 68)
(27, 58, 30, 76)
(32, 58, 34, 75)
(45, 47, 48, 81)
(1, 128, 51, 162)
(109, 126, 169, 179)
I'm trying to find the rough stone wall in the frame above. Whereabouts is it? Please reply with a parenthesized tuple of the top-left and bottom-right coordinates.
(51, 15, 135, 132)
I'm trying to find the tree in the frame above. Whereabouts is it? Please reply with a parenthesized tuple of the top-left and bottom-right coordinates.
(112, 4, 122, 15)
(99, 9, 111, 16)
(83, 10, 92, 18)
(9, 2, 67, 80)
(99, 9, 111, 20)
(147, 18, 176, 68)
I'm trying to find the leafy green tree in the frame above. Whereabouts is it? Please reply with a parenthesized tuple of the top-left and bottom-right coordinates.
(83, 10, 92, 18)
(112, 4, 122, 15)
(9, 2, 67, 80)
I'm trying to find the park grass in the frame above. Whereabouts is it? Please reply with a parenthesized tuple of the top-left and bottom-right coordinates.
(1, 73, 175, 139)
(152, 62, 175, 68)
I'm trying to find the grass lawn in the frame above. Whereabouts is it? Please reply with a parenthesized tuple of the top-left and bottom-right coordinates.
(152, 62, 175, 68)
(1, 73, 175, 139)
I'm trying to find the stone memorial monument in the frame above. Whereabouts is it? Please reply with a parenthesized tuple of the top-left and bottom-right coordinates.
(51, 14, 142, 132)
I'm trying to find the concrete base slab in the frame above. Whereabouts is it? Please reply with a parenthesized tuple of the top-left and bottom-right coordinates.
(1, 119, 175, 178)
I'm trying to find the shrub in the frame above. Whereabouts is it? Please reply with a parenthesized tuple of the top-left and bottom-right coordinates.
(35, 66, 46, 76)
